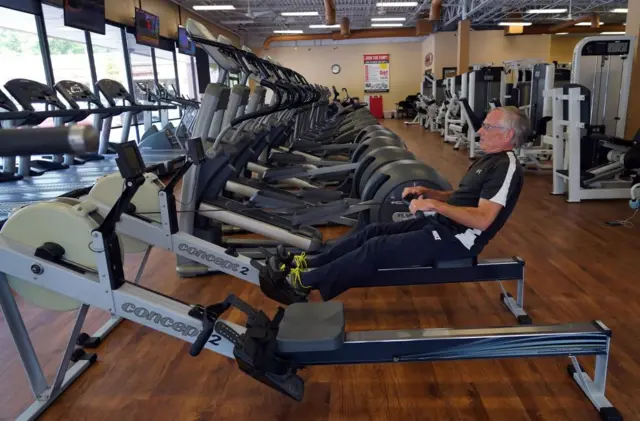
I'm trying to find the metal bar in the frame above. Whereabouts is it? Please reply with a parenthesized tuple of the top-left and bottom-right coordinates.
(0, 274, 49, 398)
(50, 304, 90, 396)
(35, 13, 55, 87)
(121, 27, 140, 143)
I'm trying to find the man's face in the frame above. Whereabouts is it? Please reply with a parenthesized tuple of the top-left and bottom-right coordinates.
(478, 109, 515, 153)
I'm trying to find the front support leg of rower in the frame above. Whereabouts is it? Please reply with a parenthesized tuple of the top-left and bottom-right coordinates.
(499, 275, 532, 325)
(568, 334, 623, 421)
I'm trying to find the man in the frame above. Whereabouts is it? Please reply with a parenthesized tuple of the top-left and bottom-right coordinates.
(270, 107, 528, 301)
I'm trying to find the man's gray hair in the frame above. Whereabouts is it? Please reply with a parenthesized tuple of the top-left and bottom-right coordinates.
(498, 106, 530, 148)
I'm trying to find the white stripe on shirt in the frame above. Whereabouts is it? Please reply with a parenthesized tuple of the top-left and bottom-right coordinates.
(489, 151, 517, 207)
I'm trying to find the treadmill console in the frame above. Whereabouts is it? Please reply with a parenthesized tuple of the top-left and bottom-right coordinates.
(97, 79, 137, 106)
(4, 79, 67, 111)
(0, 89, 18, 112)
(55, 80, 104, 109)
(114, 141, 146, 179)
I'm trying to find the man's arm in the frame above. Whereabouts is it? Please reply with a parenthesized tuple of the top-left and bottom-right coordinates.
(410, 198, 503, 231)
(403, 186, 454, 202)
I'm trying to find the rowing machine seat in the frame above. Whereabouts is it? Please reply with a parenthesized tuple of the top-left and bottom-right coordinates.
(277, 301, 345, 353)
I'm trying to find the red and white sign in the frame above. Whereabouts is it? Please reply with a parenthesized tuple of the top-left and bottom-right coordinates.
(364, 54, 390, 93)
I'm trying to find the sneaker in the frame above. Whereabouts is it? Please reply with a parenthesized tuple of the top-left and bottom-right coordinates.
(275, 245, 308, 271)
(267, 255, 311, 296)
(259, 256, 308, 304)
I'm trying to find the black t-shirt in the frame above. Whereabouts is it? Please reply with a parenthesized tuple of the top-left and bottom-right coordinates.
(435, 151, 523, 253)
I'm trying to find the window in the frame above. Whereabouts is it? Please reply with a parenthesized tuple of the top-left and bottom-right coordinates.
(209, 57, 221, 84)
(42, 4, 93, 127)
(91, 24, 133, 141)
(154, 47, 180, 120)
(229, 74, 239, 88)
(42, 4, 92, 86)
(91, 25, 128, 89)
(176, 52, 197, 100)
(0, 7, 46, 86)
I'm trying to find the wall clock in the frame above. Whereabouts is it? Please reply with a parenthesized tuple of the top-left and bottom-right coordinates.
(331, 64, 341, 74)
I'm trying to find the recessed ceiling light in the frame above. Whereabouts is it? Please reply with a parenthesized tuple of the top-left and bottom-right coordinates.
(600, 31, 626, 35)
(193, 5, 235, 10)
(498, 22, 533, 26)
(527, 8, 568, 13)
(376, 2, 418, 7)
(371, 23, 404, 27)
(309, 24, 341, 28)
(611, 8, 628, 13)
(281, 11, 319, 16)
(274, 29, 304, 34)
(371, 17, 406, 21)
(556, 32, 569, 35)
(575, 22, 601, 26)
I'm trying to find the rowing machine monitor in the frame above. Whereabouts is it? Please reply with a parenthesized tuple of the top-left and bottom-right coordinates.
(186, 137, 206, 164)
(114, 141, 145, 179)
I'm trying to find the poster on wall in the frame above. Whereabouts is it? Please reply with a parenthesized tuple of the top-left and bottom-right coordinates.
(364, 54, 390, 93)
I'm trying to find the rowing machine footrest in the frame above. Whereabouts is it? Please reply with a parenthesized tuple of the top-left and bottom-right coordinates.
(277, 302, 345, 353)
(433, 258, 477, 269)
(297, 189, 344, 202)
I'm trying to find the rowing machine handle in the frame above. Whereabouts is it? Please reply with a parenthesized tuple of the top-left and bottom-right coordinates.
(403, 193, 426, 219)
(0, 125, 98, 157)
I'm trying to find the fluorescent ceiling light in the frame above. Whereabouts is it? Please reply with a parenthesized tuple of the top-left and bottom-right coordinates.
(281, 11, 319, 16)
(371, 23, 403, 27)
(611, 8, 627, 13)
(376, 2, 418, 7)
(527, 8, 568, 13)
(555, 32, 569, 35)
(309, 24, 340, 28)
(371, 17, 406, 21)
(193, 5, 236, 10)
(274, 29, 304, 33)
(221, 20, 255, 24)
(601, 31, 626, 35)
(575, 22, 601, 26)
(498, 22, 533, 26)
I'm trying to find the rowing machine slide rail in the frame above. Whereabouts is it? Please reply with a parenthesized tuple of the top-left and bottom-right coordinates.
(186, 293, 621, 420)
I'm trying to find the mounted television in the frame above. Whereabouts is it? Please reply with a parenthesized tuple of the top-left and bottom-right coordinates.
(177, 26, 195, 56)
(0, 0, 42, 14)
(63, 0, 106, 35)
(135, 8, 159, 48)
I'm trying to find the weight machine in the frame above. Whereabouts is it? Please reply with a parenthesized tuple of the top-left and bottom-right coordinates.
(552, 36, 637, 202)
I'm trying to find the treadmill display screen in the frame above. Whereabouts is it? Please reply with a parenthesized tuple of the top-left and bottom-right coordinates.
(135, 8, 160, 48)
(178, 26, 195, 56)
(63, 0, 106, 35)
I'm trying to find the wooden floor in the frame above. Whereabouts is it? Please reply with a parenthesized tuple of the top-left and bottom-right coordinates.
(2, 119, 640, 421)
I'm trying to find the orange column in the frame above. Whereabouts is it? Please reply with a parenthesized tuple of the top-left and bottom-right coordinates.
(457, 19, 470, 74)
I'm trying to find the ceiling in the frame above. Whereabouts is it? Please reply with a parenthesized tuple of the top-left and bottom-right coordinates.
(173, 0, 629, 44)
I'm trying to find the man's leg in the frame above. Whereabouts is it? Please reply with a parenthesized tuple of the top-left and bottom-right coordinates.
(306, 218, 432, 267)
(300, 227, 472, 300)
